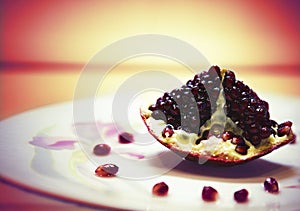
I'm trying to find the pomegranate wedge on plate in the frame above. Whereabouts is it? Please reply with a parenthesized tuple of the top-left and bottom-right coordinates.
(141, 66, 296, 165)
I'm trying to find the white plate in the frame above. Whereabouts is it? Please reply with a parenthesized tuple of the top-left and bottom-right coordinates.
(0, 93, 300, 211)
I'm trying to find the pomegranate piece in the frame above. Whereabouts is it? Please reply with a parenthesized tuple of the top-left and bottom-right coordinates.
(119, 132, 134, 144)
(234, 189, 249, 203)
(264, 177, 279, 193)
(95, 164, 119, 177)
(162, 124, 174, 138)
(141, 66, 296, 165)
(93, 144, 111, 156)
(152, 182, 169, 196)
(202, 186, 218, 202)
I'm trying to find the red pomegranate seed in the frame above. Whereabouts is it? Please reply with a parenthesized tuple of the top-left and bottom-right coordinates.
(162, 124, 174, 138)
(222, 131, 233, 141)
(231, 136, 245, 145)
(152, 182, 169, 196)
(95, 164, 119, 177)
(264, 177, 279, 193)
(235, 145, 249, 155)
(119, 132, 134, 144)
(93, 144, 111, 156)
(277, 121, 292, 137)
(202, 186, 218, 202)
(234, 189, 249, 203)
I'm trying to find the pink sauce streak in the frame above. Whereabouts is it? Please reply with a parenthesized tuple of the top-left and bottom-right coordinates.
(29, 136, 77, 150)
(284, 185, 300, 189)
(124, 152, 145, 159)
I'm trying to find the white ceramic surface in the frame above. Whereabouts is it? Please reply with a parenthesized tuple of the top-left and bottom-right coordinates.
(0, 93, 299, 211)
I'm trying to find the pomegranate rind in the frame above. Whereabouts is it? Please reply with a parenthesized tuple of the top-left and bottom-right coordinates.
(140, 108, 296, 165)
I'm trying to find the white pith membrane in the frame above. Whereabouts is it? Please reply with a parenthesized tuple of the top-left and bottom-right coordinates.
(141, 69, 295, 164)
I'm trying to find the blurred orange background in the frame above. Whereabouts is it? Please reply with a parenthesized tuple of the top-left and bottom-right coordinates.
(0, 0, 299, 209)
(1, 0, 300, 119)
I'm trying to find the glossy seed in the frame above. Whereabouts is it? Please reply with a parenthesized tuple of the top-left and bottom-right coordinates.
(93, 144, 111, 156)
(119, 132, 134, 144)
(222, 131, 234, 141)
(162, 124, 174, 138)
(152, 182, 169, 196)
(95, 164, 119, 177)
(277, 121, 292, 137)
(202, 186, 218, 202)
(264, 177, 279, 193)
(235, 145, 249, 155)
(234, 189, 249, 203)
(231, 136, 245, 145)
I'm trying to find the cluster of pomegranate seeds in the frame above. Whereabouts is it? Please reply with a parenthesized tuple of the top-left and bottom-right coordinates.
(202, 186, 218, 202)
(222, 131, 250, 155)
(222, 70, 276, 146)
(152, 182, 169, 196)
(148, 66, 283, 149)
(234, 189, 249, 203)
(95, 164, 119, 177)
(149, 66, 221, 134)
(118, 132, 134, 144)
(93, 143, 111, 156)
(264, 177, 279, 193)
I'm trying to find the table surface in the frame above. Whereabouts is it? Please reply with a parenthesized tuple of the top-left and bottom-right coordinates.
(0, 65, 299, 210)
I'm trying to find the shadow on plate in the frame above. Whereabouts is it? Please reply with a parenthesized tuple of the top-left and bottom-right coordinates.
(166, 158, 296, 182)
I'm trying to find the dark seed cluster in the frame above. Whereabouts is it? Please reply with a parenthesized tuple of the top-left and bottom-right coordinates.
(222, 131, 249, 155)
(222, 70, 276, 146)
(149, 66, 292, 152)
(149, 66, 221, 134)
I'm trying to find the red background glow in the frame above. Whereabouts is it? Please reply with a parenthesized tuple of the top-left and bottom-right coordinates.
(1, 0, 299, 66)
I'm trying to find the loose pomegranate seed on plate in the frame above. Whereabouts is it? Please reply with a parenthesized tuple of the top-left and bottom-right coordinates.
(264, 177, 279, 193)
(93, 143, 111, 156)
(234, 189, 249, 203)
(202, 186, 218, 202)
(119, 132, 134, 144)
(152, 182, 169, 196)
(95, 164, 119, 177)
